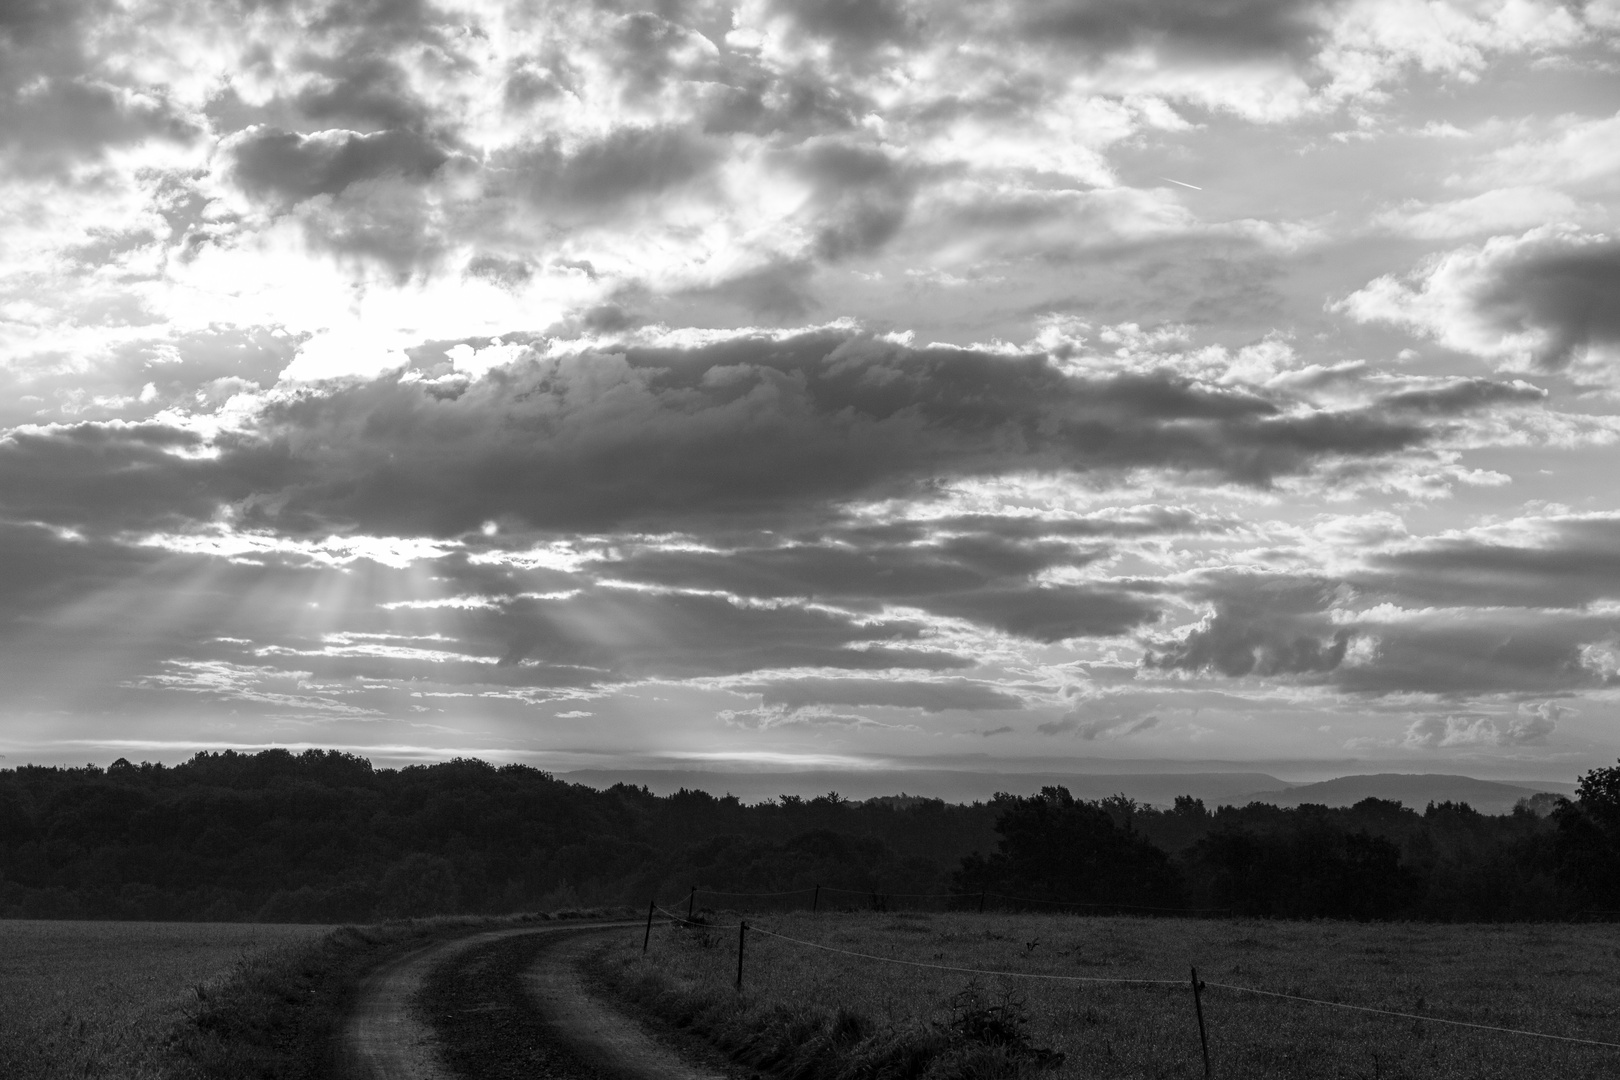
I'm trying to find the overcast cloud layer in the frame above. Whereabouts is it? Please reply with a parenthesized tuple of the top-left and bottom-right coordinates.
(3, 0, 1619, 779)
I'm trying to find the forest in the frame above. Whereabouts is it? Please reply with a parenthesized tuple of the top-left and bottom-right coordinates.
(1, 749, 1616, 923)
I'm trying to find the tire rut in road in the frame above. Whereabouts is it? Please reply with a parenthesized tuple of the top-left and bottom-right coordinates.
(419, 929, 606, 1080)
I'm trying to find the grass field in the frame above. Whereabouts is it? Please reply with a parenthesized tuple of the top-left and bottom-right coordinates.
(0, 920, 329, 1080)
(593, 911, 1620, 1080)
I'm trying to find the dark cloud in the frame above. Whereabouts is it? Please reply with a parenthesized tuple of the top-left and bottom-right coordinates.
(1469, 236, 1620, 371)
(676, 258, 819, 319)
(699, 70, 865, 138)
(242, 330, 1416, 534)
(0, 0, 198, 172)
(464, 254, 535, 287)
(0, 421, 263, 532)
(0, 330, 1449, 540)
(1151, 540, 1620, 696)
(765, 0, 919, 50)
(1017, 0, 1334, 61)
(747, 677, 1024, 712)
(1335, 612, 1614, 697)
(229, 127, 451, 205)
(0, 522, 160, 633)
(611, 11, 723, 100)
(1375, 378, 1546, 415)
(1147, 573, 1351, 677)
(497, 125, 718, 218)
(294, 56, 432, 131)
(1364, 516, 1620, 609)
(786, 142, 917, 262)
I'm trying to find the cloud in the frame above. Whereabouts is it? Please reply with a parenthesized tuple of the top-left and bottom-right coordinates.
(747, 677, 1025, 713)
(1402, 705, 1560, 749)
(0, 0, 196, 173)
(1371, 187, 1584, 240)
(1, 329, 1458, 540)
(0, 521, 161, 636)
(0, 420, 248, 532)
(1364, 513, 1620, 608)
(1037, 712, 1161, 740)
(473, 586, 968, 680)
(1147, 521, 1620, 698)
(1337, 226, 1620, 375)
(1147, 574, 1354, 677)
(1017, 0, 1334, 61)
(762, 0, 921, 51)
(786, 140, 918, 262)
(498, 125, 720, 218)
(229, 128, 452, 206)
(924, 584, 1159, 642)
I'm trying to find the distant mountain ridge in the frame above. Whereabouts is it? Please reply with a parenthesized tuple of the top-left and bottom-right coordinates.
(563, 768, 1579, 814)
(1239, 773, 1576, 815)
(561, 768, 1294, 807)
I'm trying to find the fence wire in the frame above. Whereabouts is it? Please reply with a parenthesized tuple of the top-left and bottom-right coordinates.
(1200, 980, 1620, 1051)
(647, 914, 1620, 1054)
(687, 883, 1226, 915)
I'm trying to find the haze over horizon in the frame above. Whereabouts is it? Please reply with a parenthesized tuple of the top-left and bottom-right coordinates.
(3, 0, 1619, 781)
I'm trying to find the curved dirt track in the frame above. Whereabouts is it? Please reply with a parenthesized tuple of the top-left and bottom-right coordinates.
(523, 932, 725, 1080)
(342, 921, 729, 1080)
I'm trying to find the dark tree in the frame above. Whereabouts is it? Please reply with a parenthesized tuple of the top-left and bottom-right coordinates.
(953, 786, 1183, 908)
(1555, 761, 1620, 907)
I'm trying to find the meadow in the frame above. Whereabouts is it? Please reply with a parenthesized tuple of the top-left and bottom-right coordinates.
(593, 910, 1620, 1080)
(0, 920, 329, 1080)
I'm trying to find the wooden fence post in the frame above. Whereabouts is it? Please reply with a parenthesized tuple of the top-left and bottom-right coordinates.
(643, 898, 655, 953)
(687, 886, 697, 920)
(1190, 965, 1210, 1078)
(736, 921, 747, 990)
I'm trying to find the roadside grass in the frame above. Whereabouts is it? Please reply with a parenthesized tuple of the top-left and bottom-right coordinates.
(589, 911, 1620, 1080)
(0, 920, 327, 1080)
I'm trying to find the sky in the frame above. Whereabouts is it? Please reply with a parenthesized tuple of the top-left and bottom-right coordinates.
(2, 0, 1619, 783)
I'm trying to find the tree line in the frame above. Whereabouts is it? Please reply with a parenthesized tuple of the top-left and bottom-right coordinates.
(1, 749, 1617, 922)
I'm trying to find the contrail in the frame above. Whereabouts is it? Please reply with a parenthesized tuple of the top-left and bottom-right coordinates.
(1161, 177, 1202, 190)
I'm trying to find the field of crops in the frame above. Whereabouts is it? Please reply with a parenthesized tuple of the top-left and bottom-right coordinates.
(596, 911, 1620, 1080)
(0, 920, 329, 1080)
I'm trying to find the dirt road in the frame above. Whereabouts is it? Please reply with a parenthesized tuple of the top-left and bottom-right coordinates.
(341, 921, 730, 1080)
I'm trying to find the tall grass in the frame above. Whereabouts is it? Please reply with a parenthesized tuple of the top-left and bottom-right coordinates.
(589, 910, 1620, 1080)
(0, 920, 326, 1080)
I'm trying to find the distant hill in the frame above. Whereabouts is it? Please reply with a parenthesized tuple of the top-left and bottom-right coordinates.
(561, 768, 1293, 807)
(1238, 773, 1576, 815)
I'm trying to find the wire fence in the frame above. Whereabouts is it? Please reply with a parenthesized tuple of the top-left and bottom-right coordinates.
(638, 897, 1620, 1075)
(679, 883, 1229, 917)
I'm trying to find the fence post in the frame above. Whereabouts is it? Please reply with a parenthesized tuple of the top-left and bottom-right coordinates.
(736, 921, 747, 990)
(813, 884, 820, 912)
(688, 886, 697, 920)
(1190, 965, 1210, 1078)
(643, 898, 655, 953)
